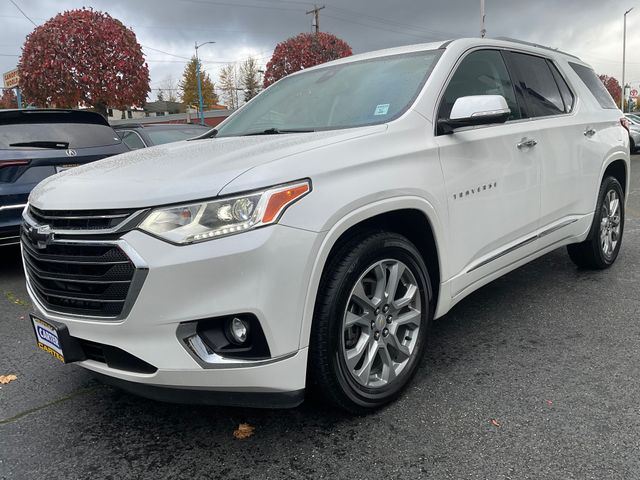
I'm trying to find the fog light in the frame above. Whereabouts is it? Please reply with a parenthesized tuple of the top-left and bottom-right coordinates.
(229, 317, 249, 344)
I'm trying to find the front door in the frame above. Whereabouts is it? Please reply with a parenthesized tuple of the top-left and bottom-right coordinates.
(434, 49, 541, 296)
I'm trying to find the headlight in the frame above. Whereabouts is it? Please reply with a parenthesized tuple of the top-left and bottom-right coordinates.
(139, 180, 310, 244)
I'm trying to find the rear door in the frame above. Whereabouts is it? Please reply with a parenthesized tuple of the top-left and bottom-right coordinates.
(434, 49, 542, 296)
(502, 51, 583, 231)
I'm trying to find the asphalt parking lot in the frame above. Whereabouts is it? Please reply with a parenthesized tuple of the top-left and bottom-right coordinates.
(1, 156, 639, 480)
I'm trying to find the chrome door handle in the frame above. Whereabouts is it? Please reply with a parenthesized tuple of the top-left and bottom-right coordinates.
(517, 138, 537, 149)
(584, 128, 596, 138)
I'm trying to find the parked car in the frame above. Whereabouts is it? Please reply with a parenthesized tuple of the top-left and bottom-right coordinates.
(24, 38, 629, 413)
(622, 115, 640, 152)
(0, 109, 128, 246)
(113, 123, 212, 149)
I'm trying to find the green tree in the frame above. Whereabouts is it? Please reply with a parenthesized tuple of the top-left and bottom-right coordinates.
(241, 57, 262, 102)
(179, 57, 218, 110)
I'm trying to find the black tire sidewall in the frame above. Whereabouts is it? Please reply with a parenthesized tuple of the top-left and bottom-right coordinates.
(320, 233, 432, 409)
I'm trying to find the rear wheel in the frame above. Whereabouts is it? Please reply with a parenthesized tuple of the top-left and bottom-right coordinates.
(567, 176, 624, 269)
(309, 231, 433, 413)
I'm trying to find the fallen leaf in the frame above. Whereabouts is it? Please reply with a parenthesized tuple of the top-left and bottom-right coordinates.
(546, 400, 553, 406)
(0, 374, 17, 385)
(4, 291, 28, 307)
(490, 419, 501, 428)
(233, 423, 255, 439)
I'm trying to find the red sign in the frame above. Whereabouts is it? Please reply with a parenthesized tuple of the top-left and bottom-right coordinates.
(631, 89, 638, 99)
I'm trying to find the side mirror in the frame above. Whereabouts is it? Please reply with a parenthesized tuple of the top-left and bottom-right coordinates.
(438, 95, 511, 134)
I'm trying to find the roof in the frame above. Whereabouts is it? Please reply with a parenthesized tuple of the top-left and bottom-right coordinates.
(109, 108, 234, 126)
(294, 37, 584, 76)
(0, 109, 110, 126)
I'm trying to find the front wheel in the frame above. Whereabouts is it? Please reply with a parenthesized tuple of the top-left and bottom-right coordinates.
(567, 176, 624, 269)
(309, 231, 433, 413)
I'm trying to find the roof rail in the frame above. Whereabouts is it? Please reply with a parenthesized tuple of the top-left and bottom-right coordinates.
(494, 37, 581, 60)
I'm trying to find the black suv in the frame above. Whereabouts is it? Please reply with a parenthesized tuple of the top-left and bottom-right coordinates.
(0, 109, 129, 246)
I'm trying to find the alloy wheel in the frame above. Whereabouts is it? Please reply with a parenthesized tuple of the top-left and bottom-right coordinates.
(599, 189, 622, 258)
(341, 259, 421, 389)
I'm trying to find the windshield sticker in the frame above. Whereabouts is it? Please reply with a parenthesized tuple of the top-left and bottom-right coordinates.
(374, 104, 390, 116)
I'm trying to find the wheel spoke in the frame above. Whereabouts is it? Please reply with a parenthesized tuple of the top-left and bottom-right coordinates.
(378, 345, 397, 384)
(385, 262, 405, 303)
(394, 308, 421, 327)
(393, 284, 417, 310)
(354, 341, 377, 383)
(344, 310, 371, 329)
(345, 336, 369, 371)
(352, 280, 376, 309)
(385, 331, 411, 362)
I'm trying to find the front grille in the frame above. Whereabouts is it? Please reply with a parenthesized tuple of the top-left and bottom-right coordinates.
(28, 205, 137, 231)
(22, 229, 137, 317)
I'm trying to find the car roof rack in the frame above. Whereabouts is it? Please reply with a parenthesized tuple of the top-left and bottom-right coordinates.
(494, 37, 581, 60)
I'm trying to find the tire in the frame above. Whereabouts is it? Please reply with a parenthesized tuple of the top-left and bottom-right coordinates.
(308, 231, 433, 414)
(567, 176, 625, 269)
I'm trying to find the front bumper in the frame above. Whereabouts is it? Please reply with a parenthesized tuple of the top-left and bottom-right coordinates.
(26, 224, 323, 402)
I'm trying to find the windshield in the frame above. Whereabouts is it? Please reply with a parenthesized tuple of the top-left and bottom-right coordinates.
(216, 49, 442, 137)
(146, 127, 211, 145)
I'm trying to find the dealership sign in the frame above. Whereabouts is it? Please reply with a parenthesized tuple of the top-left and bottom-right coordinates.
(3, 69, 19, 88)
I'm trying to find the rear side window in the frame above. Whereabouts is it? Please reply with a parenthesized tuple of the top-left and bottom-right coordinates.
(119, 130, 146, 150)
(438, 49, 522, 122)
(548, 61, 574, 113)
(0, 123, 122, 149)
(506, 52, 565, 117)
(569, 62, 618, 109)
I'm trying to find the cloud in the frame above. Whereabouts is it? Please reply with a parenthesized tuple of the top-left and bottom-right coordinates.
(1, 0, 638, 98)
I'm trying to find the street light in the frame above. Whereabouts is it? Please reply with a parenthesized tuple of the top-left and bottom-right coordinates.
(194, 41, 215, 125)
(622, 8, 634, 111)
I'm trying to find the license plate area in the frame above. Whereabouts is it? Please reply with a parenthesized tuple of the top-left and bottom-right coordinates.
(31, 315, 85, 364)
(55, 164, 80, 173)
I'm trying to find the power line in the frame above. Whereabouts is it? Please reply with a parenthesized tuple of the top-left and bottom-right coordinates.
(8, 0, 37, 27)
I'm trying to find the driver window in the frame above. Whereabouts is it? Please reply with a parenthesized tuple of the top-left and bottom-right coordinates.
(438, 50, 521, 122)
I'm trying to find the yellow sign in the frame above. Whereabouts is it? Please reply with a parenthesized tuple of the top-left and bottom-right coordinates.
(3, 69, 19, 88)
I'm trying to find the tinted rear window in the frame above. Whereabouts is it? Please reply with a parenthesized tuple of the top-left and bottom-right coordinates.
(507, 52, 565, 117)
(569, 63, 618, 109)
(0, 123, 122, 149)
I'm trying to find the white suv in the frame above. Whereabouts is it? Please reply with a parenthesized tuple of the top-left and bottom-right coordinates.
(23, 38, 630, 413)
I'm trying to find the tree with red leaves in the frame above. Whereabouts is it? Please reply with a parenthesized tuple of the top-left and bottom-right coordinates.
(598, 74, 622, 106)
(18, 9, 149, 117)
(263, 32, 352, 88)
(0, 89, 18, 109)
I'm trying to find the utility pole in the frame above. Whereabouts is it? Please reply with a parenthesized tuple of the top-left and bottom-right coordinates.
(306, 4, 325, 34)
(480, 0, 486, 38)
(194, 41, 215, 125)
(622, 8, 633, 111)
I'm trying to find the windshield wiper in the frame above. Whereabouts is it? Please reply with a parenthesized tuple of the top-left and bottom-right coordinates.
(189, 128, 218, 141)
(244, 128, 316, 136)
(9, 141, 70, 149)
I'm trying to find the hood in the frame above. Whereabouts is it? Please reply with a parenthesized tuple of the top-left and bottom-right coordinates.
(29, 127, 380, 210)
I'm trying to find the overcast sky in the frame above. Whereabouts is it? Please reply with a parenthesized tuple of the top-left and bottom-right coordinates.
(1, 0, 639, 99)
